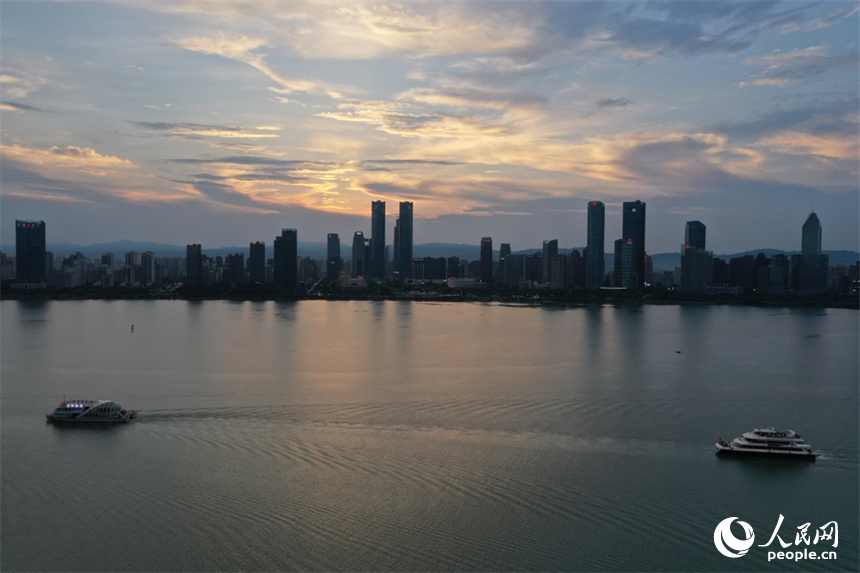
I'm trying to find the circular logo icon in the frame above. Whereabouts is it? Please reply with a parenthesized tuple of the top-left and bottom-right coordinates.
(714, 517, 755, 558)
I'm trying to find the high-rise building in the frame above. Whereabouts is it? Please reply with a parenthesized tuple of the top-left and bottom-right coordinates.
(585, 201, 605, 289)
(351, 232, 367, 277)
(622, 200, 646, 290)
(613, 238, 635, 288)
(684, 220, 706, 250)
(140, 251, 156, 285)
(802, 212, 822, 257)
(397, 201, 413, 280)
(501, 253, 526, 286)
(273, 229, 298, 290)
(186, 244, 202, 285)
(480, 237, 493, 283)
(249, 241, 266, 284)
(326, 233, 342, 281)
(15, 220, 46, 284)
(446, 256, 463, 279)
(371, 201, 386, 279)
(225, 253, 246, 287)
(393, 218, 400, 277)
(567, 249, 585, 289)
(541, 239, 558, 284)
(498, 243, 512, 284)
(729, 254, 755, 292)
(680, 222, 713, 293)
(643, 253, 653, 285)
(769, 254, 790, 292)
(680, 222, 711, 289)
(713, 258, 729, 285)
(799, 212, 827, 293)
(549, 253, 567, 289)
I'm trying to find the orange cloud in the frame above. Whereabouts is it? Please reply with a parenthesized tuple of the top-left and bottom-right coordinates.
(1, 144, 193, 204)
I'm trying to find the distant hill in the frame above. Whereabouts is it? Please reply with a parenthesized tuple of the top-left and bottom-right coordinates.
(1, 241, 856, 270)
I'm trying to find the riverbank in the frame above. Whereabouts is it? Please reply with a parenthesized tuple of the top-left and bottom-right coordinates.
(3, 282, 857, 309)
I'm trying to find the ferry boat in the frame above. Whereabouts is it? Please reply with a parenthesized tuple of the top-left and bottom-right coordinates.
(46, 400, 136, 423)
(715, 427, 817, 461)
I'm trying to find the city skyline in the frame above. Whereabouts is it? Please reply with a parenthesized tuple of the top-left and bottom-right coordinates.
(1, 2, 858, 253)
(8, 206, 856, 295)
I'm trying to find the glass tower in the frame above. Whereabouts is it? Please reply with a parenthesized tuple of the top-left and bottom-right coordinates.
(15, 220, 46, 283)
(622, 200, 646, 290)
(480, 237, 493, 283)
(397, 201, 413, 279)
(801, 212, 821, 257)
(371, 201, 386, 279)
(274, 229, 298, 290)
(586, 202, 604, 290)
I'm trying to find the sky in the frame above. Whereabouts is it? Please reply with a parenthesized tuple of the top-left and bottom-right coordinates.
(1, 1, 858, 255)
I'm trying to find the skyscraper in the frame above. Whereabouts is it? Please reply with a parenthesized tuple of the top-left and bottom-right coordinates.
(799, 212, 827, 293)
(393, 217, 400, 277)
(351, 232, 367, 277)
(15, 220, 46, 284)
(249, 241, 266, 284)
(397, 201, 413, 280)
(498, 243, 512, 285)
(326, 233, 342, 281)
(542, 239, 558, 284)
(480, 237, 493, 283)
(186, 244, 202, 285)
(622, 200, 646, 290)
(680, 221, 713, 293)
(225, 253, 245, 287)
(614, 238, 635, 288)
(140, 251, 156, 285)
(585, 201, 604, 289)
(802, 212, 822, 257)
(273, 228, 298, 290)
(684, 220, 706, 250)
(371, 201, 386, 279)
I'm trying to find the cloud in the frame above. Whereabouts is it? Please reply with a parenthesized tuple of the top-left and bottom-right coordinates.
(190, 179, 280, 213)
(173, 32, 329, 95)
(318, 99, 516, 139)
(171, 156, 334, 168)
(402, 85, 547, 112)
(4, 145, 138, 172)
(167, 154, 368, 213)
(173, 33, 267, 61)
(709, 100, 858, 139)
(279, 3, 541, 60)
(359, 159, 462, 172)
(130, 121, 281, 139)
(0, 144, 192, 204)
(595, 97, 633, 108)
(0, 101, 54, 113)
(778, 3, 859, 32)
(740, 46, 859, 87)
(0, 70, 48, 99)
(755, 131, 858, 162)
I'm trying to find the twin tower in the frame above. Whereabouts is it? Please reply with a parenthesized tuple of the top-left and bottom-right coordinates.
(586, 201, 646, 290)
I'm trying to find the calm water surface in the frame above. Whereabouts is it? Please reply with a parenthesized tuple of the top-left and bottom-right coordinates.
(2, 300, 857, 571)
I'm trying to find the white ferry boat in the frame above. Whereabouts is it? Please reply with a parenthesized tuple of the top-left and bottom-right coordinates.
(716, 427, 817, 461)
(46, 400, 136, 423)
